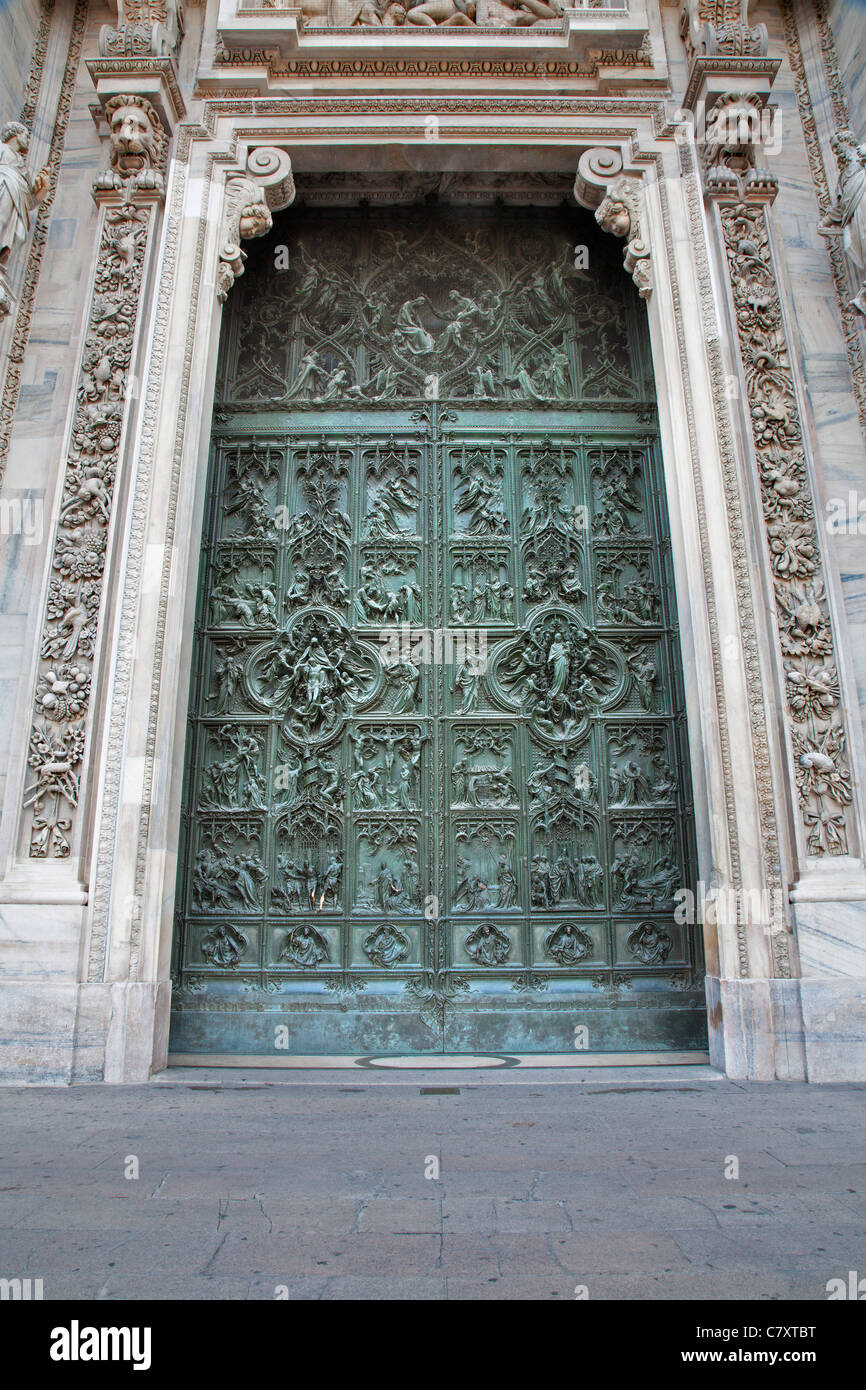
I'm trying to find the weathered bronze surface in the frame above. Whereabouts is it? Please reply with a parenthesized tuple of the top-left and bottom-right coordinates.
(170, 206, 705, 1055)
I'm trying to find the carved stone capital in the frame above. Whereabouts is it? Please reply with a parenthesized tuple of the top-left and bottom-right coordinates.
(681, 1, 768, 59)
(215, 150, 296, 302)
(98, 1, 184, 57)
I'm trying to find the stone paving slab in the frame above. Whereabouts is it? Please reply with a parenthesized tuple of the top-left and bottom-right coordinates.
(0, 1077, 863, 1300)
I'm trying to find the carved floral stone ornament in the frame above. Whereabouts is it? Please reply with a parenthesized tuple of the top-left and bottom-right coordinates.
(20, 78, 168, 857)
(718, 199, 854, 855)
(681, 0, 768, 58)
(0, 120, 49, 318)
(818, 128, 866, 318)
(98, 0, 185, 57)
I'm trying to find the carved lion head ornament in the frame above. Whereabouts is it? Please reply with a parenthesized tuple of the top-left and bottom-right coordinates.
(93, 95, 166, 196)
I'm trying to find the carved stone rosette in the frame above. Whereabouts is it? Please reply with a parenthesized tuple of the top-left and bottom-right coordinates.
(716, 197, 855, 856)
(20, 104, 167, 860)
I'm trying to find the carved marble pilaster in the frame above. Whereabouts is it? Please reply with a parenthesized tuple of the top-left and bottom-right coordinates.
(18, 92, 169, 863)
(573, 147, 652, 300)
(705, 181, 857, 862)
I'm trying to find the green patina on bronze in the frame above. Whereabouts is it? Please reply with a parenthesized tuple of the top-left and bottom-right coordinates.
(169, 204, 705, 1055)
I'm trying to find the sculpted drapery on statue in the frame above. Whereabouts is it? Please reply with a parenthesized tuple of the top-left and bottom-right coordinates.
(819, 129, 866, 317)
(299, 0, 563, 25)
(0, 122, 49, 317)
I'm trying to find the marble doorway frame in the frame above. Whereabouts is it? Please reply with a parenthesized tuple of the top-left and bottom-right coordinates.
(82, 104, 837, 1081)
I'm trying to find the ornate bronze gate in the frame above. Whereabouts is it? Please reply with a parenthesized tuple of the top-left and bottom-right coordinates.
(169, 204, 706, 1056)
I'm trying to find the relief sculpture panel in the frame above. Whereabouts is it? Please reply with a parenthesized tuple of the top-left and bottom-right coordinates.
(172, 206, 703, 1055)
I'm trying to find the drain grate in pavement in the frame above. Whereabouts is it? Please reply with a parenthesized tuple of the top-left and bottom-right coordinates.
(420, 1086, 461, 1095)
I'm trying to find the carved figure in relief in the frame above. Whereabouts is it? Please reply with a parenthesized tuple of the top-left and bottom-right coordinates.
(466, 922, 511, 966)
(819, 129, 866, 316)
(280, 924, 329, 968)
(206, 644, 245, 714)
(394, 296, 435, 354)
(452, 655, 484, 713)
(629, 652, 658, 711)
(544, 921, 592, 966)
(612, 842, 678, 910)
(201, 923, 247, 968)
(364, 922, 410, 967)
(232, 851, 268, 910)
(626, 921, 671, 966)
(0, 122, 48, 275)
(304, 0, 562, 22)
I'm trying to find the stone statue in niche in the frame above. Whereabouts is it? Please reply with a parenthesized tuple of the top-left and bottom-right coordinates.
(819, 129, 866, 317)
(0, 122, 48, 316)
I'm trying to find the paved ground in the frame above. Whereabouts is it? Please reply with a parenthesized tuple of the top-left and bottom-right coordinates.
(0, 1069, 864, 1300)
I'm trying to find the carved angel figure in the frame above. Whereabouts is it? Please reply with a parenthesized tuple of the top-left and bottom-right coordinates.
(819, 128, 866, 316)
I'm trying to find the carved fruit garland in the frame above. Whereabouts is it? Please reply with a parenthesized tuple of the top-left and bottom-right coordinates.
(720, 201, 853, 854)
(22, 197, 154, 856)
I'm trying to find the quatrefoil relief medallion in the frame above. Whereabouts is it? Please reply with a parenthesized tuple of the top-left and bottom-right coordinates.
(489, 607, 624, 742)
(246, 607, 383, 745)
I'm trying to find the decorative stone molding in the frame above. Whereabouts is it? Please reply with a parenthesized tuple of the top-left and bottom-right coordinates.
(217, 147, 295, 301)
(818, 129, 866, 319)
(574, 148, 651, 299)
(99, 1, 184, 57)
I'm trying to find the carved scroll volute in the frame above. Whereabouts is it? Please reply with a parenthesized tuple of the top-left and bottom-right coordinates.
(574, 150, 652, 300)
(217, 149, 296, 304)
